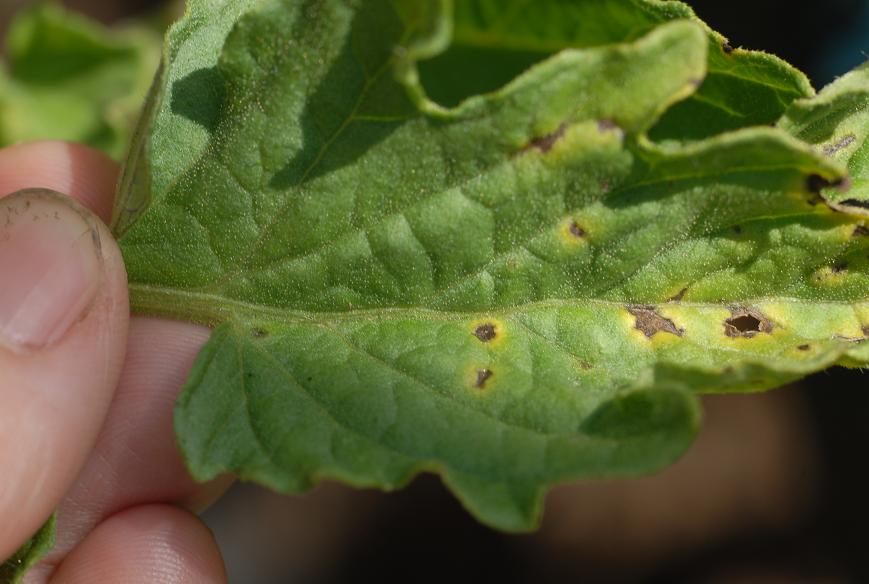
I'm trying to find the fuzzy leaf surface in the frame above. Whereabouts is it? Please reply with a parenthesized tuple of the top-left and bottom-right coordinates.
(780, 61, 869, 214)
(118, 0, 869, 530)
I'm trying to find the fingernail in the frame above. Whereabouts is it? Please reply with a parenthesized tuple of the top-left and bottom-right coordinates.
(0, 189, 102, 350)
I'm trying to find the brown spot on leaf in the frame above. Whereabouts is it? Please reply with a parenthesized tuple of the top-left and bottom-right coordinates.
(797, 343, 811, 351)
(568, 221, 586, 238)
(251, 328, 268, 338)
(853, 225, 869, 237)
(732, 224, 743, 235)
(839, 198, 869, 210)
(597, 119, 619, 133)
(668, 287, 688, 302)
(722, 41, 734, 54)
(806, 174, 830, 194)
(724, 308, 773, 338)
(627, 305, 683, 338)
(806, 174, 852, 198)
(475, 369, 493, 388)
(832, 261, 849, 274)
(525, 123, 567, 153)
(863, 325, 869, 338)
(836, 176, 853, 192)
(823, 134, 856, 156)
(473, 323, 497, 342)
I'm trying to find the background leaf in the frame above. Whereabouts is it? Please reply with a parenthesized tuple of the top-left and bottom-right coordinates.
(0, 2, 160, 158)
(419, 0, 813, 141)
(117, 0, 869, 530)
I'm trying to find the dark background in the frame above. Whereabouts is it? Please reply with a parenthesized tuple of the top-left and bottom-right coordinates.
(4, 1, 869, 582)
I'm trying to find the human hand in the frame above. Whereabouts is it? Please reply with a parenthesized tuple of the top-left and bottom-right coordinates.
(0, 142, 229, 583)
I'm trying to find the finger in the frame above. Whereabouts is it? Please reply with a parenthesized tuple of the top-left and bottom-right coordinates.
(0, 190, 129, 559)
(49, 505, 226, 584)
(0, 141, 118, 224)
(0, 142, 223, 578)
(44, 319, 229, 564)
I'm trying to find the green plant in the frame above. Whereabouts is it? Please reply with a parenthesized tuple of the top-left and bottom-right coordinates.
(4, 0, 869, 578)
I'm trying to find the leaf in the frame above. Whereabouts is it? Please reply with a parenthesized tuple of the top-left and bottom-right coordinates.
(117, 0, 869, 530)
(780, 61, 869, 215)
(419, 0, 813, 141)
(0, 2, 160, 158)
(0, 515, 55, 584)
(112, 0, 259, 235)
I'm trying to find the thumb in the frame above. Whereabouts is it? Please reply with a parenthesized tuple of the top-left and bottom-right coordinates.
(0, 189, 129, 560)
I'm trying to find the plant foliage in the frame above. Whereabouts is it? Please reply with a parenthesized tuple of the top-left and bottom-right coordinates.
(115, 0, 869, 530)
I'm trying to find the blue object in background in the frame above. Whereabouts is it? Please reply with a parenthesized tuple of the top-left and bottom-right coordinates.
(814, 2, 869, 86)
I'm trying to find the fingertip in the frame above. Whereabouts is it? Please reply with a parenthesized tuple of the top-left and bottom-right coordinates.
(50, 505, 226, 584)
(0, 141, 119, 224)
(0, 193, 129, 559)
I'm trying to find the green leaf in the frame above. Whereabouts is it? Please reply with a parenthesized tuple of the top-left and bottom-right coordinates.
(0, 2, 160, 158)
(117, 0, 869, 530)
(0, 516, 55, 584)
(418, 0, 812, 141)
(113, 0, 258, 235)
(780, 61, 869, 215)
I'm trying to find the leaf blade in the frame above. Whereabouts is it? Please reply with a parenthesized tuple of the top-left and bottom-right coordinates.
(119, 0, 869, 530)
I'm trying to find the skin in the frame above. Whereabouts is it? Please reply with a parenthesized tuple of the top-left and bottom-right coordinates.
(0, 141, 229, 583)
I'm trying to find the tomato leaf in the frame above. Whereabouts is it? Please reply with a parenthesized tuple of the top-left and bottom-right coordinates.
(117, 0, 869, 530)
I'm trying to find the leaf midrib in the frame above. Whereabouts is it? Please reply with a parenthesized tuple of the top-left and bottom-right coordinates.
(128, 281, 869, 327)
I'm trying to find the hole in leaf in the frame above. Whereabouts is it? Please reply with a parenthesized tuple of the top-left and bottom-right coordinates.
(728, 315, 761, 334)
(724, 308, 773, 338)
(475, 369, 493, 389)
(473, 323, 497, 342)
(722, 41, 734, 54)
(832, 262, 848, 274)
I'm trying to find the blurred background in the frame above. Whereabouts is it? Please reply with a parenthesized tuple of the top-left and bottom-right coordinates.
(3, 0, 869, 582)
